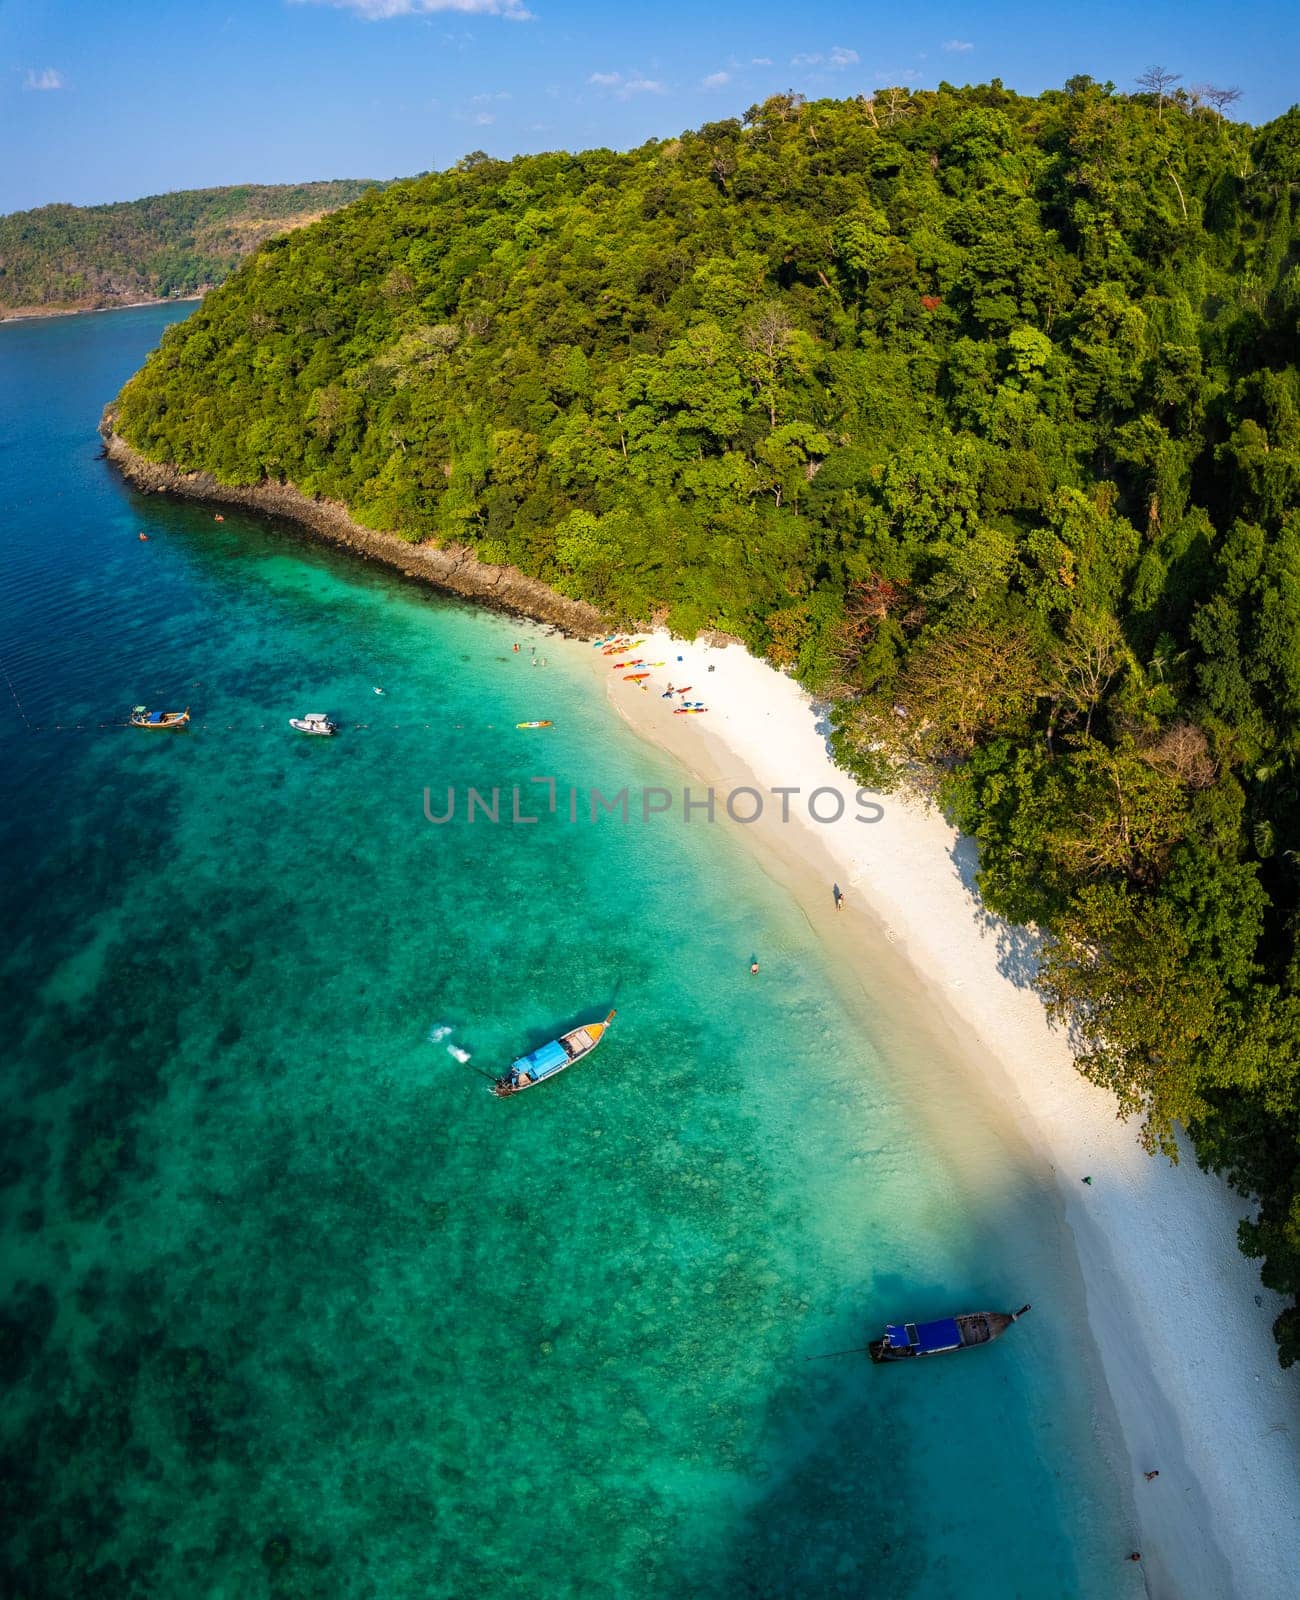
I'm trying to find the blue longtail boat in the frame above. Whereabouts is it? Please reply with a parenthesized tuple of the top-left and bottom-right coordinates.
(491, 1010, 617, 1097)
(868, 1303, 1031, 1363)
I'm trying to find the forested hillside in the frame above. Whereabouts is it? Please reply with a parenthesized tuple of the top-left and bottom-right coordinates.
(114, 81, 1300, 1363)
(0, 181, 379, 315)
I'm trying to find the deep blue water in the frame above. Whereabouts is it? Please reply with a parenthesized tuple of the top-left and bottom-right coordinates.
(0, 305, 1138, 1597)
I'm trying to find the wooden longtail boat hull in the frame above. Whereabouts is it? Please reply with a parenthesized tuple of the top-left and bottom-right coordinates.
(129, 708, 190, 729)
(868, 1304, 1031, 1362)
(492, 1009, 616, 1096)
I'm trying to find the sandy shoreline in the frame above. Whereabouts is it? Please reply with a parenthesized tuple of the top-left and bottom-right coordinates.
(581, 628, 1300, 1600)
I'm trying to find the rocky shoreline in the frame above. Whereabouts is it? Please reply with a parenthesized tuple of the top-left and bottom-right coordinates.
(1, 294, 205, 324)
(100, 418, 608, 636)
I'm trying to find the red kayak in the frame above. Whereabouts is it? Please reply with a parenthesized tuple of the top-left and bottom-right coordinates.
(626, 673, 651, 683)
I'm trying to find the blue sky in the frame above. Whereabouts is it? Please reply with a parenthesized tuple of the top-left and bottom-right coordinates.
(2, 0, 1297, 212)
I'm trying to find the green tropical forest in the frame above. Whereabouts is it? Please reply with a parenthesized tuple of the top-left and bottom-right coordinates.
(0, 181, 380, 315)
(113, 78, 1300, 1364)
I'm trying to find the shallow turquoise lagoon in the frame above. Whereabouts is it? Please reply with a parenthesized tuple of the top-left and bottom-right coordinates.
(0, 307, 1137, 1596)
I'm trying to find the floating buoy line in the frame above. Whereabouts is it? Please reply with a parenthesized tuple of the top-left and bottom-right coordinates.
(7, 721, 541, 734)
(1, 658, 34, 732)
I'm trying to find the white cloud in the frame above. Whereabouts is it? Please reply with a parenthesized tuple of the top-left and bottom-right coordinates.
(295, 0, 534, 21)
(791, 46, 858, 70)
(587, 71, 666, 99)
(751, 56, 773, 66)
(942, 39, 974, 52)
(471, 90, 511, 101)
(472, 111, 495, 124)
(701, 71, 730, 89)
(23, 67, 65, 91)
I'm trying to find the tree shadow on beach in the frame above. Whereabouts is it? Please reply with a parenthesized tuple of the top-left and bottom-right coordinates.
(946, 833, 1042, 993)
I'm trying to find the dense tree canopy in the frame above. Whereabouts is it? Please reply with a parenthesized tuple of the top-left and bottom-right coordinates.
(0, 181, 380, 314)
(114, 82, 1300, 1363)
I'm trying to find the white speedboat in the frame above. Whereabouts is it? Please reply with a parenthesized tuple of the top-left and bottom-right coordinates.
(290, 713, 338, 736)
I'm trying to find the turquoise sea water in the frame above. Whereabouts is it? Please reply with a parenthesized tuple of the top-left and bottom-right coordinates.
(1, 307, 1138, 1597)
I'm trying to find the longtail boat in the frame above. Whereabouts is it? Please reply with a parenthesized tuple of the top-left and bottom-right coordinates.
(492, 1010, 616, 1097)
(869, 1304, 1030, 1363)
(129, 705, 190, 729)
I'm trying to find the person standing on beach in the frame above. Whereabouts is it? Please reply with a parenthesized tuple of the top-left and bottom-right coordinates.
(834, 884, 845, 911)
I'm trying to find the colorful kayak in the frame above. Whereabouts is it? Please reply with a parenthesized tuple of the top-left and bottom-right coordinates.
(625, 673, 651, 683)
(516, 720, 553, 728)
(492, 1009, 617, 1096)
(673, 707, 706, 715)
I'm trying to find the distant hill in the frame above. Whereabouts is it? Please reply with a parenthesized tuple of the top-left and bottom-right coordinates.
(0, 180, 381, 317)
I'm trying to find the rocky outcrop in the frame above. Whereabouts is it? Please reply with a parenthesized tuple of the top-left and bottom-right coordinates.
(100, 417, 607, 636)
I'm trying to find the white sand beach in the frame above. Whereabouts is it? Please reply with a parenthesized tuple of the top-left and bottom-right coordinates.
(586, 629, 1300, 1600)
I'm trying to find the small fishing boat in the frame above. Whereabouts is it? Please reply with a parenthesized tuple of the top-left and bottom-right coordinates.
(290, 713, 338, 736)
(868, 1304, 1030, 1363)
(129, 705, 190, 729)
(492, 1010, 617, 1096)
(516, 720, 553, 729)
